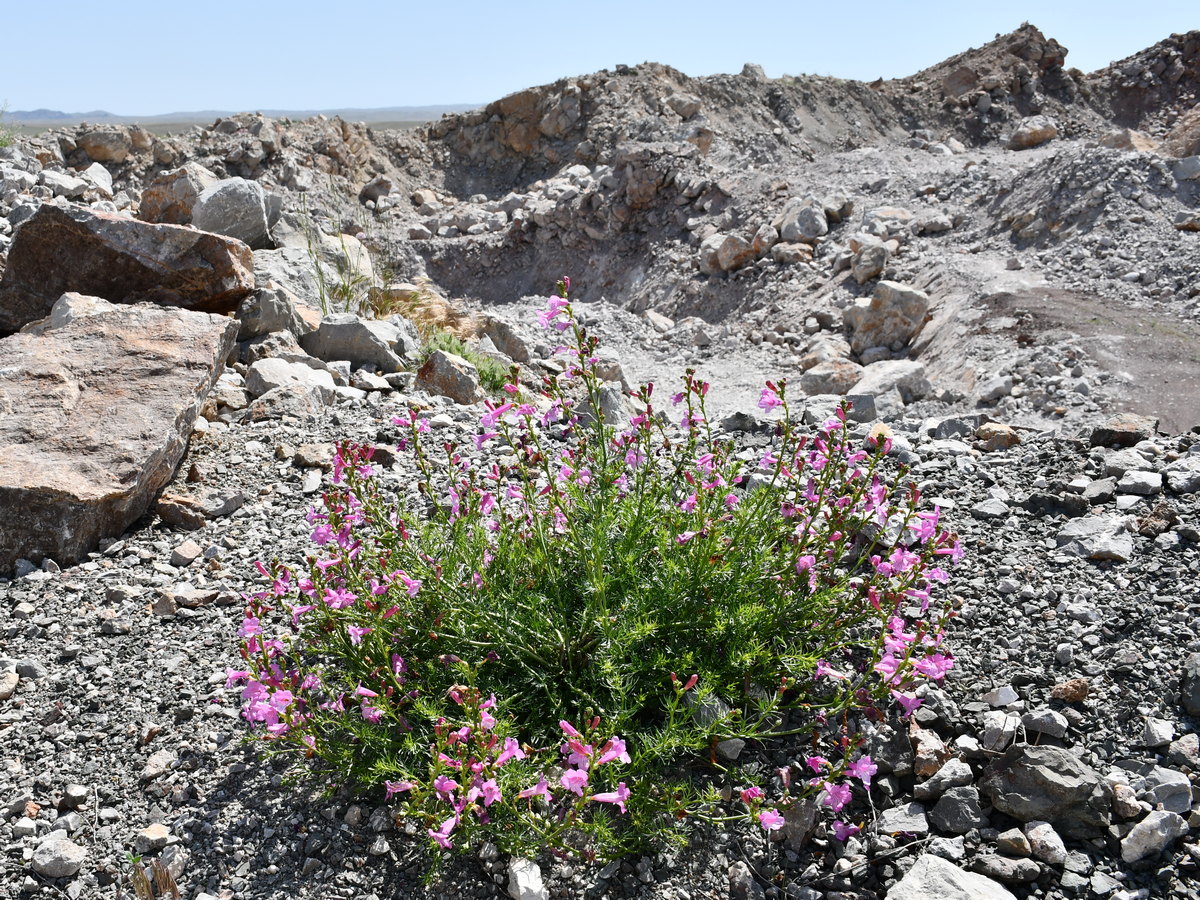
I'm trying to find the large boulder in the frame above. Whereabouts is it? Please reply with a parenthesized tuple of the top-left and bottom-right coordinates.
(139, 162, 220, 225)
(0, 294, 237, 575)
(191, 177, 273, 249)
(981, 745, 1113, 839)
(299, 313, 408, 373)
(843, 281, 930, 354)
(0, 204, 254, 334)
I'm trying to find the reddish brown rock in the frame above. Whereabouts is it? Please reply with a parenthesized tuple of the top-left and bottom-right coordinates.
(0, 203, 254, 334)
(138, 162, 220, 225)
(0, 294, 237, 574)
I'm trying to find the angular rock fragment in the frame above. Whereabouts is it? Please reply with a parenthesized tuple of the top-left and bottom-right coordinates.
(139, 162, 220, 225)
(843, 281, 929, 354)
(981, 745, 1112, 839)
(416, 350, 483, 404)
(888, 855, 1017, 900)
(0, 294, 236, 574)
(0, 204, 254, 334)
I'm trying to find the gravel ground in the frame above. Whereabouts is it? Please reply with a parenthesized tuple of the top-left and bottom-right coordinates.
(3, 377, 1200, 900)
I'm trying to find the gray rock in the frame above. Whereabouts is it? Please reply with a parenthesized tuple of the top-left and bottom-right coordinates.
(877, 801, 929, 836)
(1120, 810, 1188, 864)
(1164, 456, 1200, 494)
(1021, 708, 1068, 739)
(1142, 717, 1174, 748)
(850, 359, 931, 403)
(981, 745, 1113, 839)
(246, 358, 336, 402)
(914, 758, 975, 801)
(971, 499, 1011, 521)
(1182, 653, 1200, 716)
(1055, 516, 1133, 562)
(139, 162, 221, 224)
(1139, 765, 1191, 813)
(39, 169, 89, 199)
(299, 313, 407, 373)
(1117, 470, 1162, 496)
(236, 286, 312, 341)
(1104, 447, 1152, 477)
(852, 242, 890, 284)
(888, 855, 1017, 900)
(799, 359, 864, 395)
(191, 177, 272, 249)
(1024, 821, 1067, 866)
(930, 786, 983, 835)
(31, 835, 87, 878)
(971, 855, 1041, 883)
(415, 350, 483, 405)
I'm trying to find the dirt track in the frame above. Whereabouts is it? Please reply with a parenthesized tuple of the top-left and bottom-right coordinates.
(983, 288, 1200, 434)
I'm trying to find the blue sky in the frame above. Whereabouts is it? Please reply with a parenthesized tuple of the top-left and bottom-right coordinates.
(3, 1, 1195, 114)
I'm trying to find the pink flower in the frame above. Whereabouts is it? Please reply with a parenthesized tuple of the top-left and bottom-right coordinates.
(913, 652, 954, 681)
(517, 777, 550, 800)
(805, 755, 829, 774)
(590, 782, 631, 814)
(795, 554, 815, 573)
(679, 492, 697, 513)
(433, 775, 459, 798)
(477, 778, 501, 807)
(596, 737, 630, 766)
(740, 786, 764, 804)
(758, 388, 782, 411)
(758, 809, 785, 831)
(428, 815, 456, 849)
(538, 296, 570, 328)
(892, 690, 923, 717)
(323, 587, 357, 610)
(723, 493, 740, 509)
(395, 571, 421, 596)
(814, 659, 846, 681)
(561, 767, 589, 796)
(360, 703, 382, 723)
(385, 780, 415, 799)
(822, 781, 852, 813)
(675, 530, 698, 545)
(347, 625, 372, 646)
(832, 820, 861, 841)
(846, 755, 877, 789)
(237, 617, 262, 638)
(495, 737, 526, 767)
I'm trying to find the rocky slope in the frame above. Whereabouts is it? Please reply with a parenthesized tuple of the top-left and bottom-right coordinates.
(2, 21, 1200, 900)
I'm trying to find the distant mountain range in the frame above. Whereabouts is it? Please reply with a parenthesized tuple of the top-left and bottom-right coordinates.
(4, 104, 479, 125)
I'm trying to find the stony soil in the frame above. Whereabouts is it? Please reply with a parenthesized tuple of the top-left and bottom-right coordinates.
(3, 21, 1200, 900)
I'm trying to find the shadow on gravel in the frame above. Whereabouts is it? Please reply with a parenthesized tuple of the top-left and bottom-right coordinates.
(982, 288, 1200, 433)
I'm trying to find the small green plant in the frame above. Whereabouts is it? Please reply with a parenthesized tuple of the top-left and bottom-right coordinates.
(233, 278, 960, 864)
(0, 101, 16, 148)
(420, 328, 511, 393)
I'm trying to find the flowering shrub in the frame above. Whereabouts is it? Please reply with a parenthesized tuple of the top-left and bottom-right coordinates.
(232, 278, 961, 862)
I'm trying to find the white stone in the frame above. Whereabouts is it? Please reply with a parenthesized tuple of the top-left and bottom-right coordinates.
(507, 857, 547, 900)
